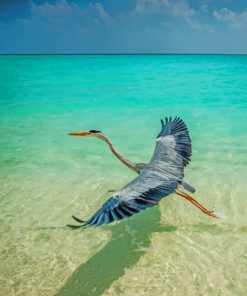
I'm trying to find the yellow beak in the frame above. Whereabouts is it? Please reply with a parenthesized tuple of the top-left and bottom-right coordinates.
(68, 132, 91, 136)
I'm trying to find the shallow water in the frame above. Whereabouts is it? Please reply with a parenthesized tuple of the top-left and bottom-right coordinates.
(0, 54, 247, 296)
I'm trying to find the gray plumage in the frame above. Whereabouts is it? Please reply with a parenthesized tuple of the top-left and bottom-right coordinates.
(80, 116, 194, 227)
(180, 180, 195, 193)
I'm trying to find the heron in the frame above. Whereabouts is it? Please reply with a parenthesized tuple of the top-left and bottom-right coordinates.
(67, 117, 218, 228)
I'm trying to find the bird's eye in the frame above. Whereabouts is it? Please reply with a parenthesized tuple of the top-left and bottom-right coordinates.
(89, 130, 101, 133)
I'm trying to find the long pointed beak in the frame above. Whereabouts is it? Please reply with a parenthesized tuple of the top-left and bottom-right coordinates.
(68, 132, 91, 136)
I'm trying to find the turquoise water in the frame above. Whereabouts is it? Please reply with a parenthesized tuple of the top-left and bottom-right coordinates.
(0, 55, 247, 296)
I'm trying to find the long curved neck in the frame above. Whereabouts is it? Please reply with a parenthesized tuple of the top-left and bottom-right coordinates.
(98, 134, 138, 173)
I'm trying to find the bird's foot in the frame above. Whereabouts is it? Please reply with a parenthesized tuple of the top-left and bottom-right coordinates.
(204, 209, 219, 219)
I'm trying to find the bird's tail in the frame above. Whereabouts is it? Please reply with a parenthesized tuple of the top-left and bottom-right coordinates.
(181, 180, 196, 193)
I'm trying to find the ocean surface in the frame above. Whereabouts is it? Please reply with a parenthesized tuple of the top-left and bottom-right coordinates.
(0, 54, 246, 296)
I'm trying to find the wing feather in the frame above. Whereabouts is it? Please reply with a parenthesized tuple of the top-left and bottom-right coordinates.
(82, 168, 177, 227)
(150, 117, 192, 173)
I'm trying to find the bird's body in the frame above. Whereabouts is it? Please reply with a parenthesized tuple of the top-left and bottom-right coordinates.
(68, 117, 218, 228)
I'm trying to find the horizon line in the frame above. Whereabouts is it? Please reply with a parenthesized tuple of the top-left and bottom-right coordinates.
(0, 53, 247, 56)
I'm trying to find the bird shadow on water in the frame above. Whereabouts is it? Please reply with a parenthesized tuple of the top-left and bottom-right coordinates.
(56, 207, 177, 296)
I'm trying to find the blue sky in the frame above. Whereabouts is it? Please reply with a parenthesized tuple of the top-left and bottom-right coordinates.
(0, 0, 247, 53)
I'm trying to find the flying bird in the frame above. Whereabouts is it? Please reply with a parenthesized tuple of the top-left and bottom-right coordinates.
(68, 117, 218, 228)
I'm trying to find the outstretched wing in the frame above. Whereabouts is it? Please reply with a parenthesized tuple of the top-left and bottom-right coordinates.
(150, 117, 192, 178)
(82, 168, 178, 227)
(72, 117, 192, 228)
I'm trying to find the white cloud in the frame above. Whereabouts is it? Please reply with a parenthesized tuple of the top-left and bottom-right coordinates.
(90, 3, 109, 21)
(28, 0, 110, 24)
(135, 0, 195, 17)
(30, 0, 73, 18)
(213, 7, 247, 27)
(170, 0, 195, 17)
(201, 4, 208, 13)
(134, 0, 214, 31)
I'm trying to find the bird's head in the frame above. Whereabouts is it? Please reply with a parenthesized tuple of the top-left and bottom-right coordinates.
(68, 129, 104, 139)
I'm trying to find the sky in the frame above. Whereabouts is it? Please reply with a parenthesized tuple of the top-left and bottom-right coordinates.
(0, 0, 247, 53)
